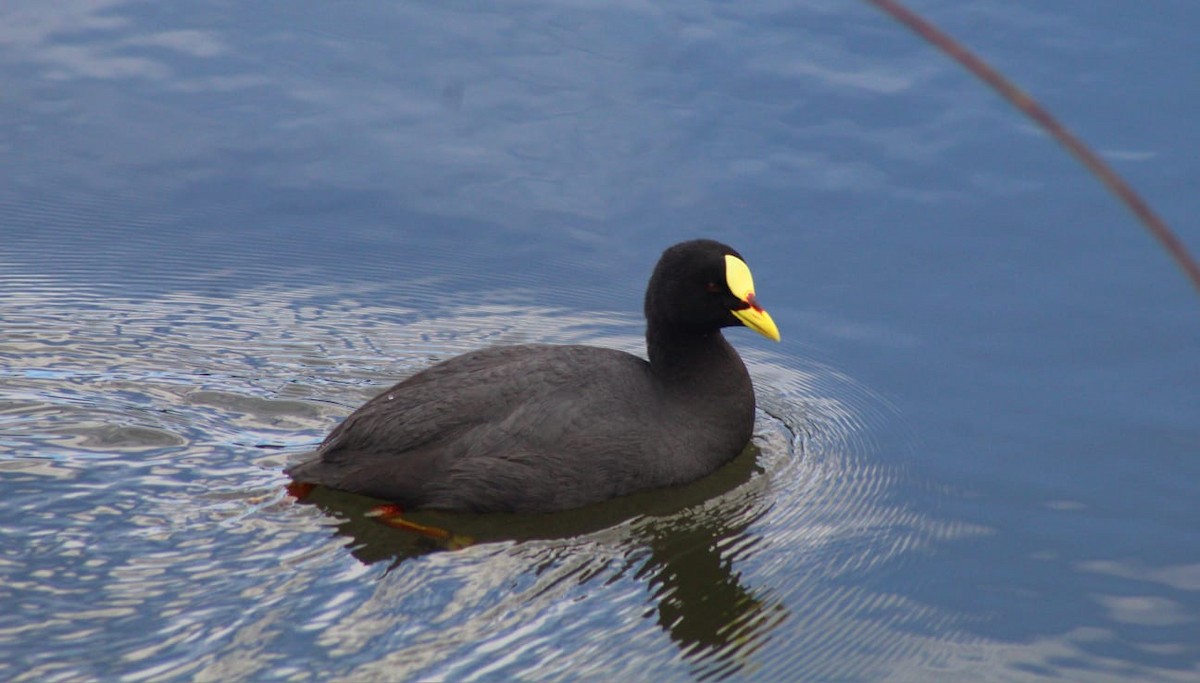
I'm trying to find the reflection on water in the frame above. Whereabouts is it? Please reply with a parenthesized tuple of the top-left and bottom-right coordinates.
(0, 277, 929, 681)
(301, 433, 782, 678)
(634, 483, 788, 680)
(6, 257, 1195, 680)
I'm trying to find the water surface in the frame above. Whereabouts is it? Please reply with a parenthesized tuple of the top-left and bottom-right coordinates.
(2, 1, 1198, 681)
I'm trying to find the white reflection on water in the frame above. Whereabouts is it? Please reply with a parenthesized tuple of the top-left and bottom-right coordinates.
(4, 268, 1194, 681)
(0, 274, 956, 681)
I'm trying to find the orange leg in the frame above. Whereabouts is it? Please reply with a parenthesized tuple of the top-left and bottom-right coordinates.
(366, 504, 451, 539)
(366, 504, 473, 548)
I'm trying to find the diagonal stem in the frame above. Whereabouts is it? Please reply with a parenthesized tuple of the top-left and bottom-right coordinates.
(863, 0, 1200, 294)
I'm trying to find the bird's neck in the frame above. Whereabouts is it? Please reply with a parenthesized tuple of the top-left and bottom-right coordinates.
(646, 323, 757, 461)
(646, 324, 748, 392)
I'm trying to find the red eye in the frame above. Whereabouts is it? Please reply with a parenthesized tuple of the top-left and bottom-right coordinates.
(706, 282, 721, 293)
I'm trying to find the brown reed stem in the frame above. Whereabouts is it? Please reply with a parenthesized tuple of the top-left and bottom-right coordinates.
(864, 0, 1200, 294)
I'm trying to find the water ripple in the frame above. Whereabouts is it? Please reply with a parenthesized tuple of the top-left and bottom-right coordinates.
(1, 275, 943, 682)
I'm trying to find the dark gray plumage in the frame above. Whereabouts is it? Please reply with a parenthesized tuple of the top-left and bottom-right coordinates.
(286, 239, 779, 513)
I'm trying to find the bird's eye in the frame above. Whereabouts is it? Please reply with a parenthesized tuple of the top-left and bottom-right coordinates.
(705, 282, 721, 293)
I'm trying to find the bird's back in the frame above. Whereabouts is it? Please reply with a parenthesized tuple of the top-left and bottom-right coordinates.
(288, 344, 671, 511)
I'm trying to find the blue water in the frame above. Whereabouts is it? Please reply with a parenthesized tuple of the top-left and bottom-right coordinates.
(2, 1, 1198, 681)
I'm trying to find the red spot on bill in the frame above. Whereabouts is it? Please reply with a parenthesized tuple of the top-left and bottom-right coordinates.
(746, 293, 763, 312)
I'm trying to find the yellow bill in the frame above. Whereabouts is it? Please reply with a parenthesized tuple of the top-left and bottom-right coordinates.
(724, 254, 781, 342)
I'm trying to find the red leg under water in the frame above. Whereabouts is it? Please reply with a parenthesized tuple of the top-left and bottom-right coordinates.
(286, 481, 316, 500)
(366, 504, 473, 548)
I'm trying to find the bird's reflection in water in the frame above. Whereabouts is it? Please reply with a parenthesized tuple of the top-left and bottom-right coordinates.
(294, 438, 789, 679)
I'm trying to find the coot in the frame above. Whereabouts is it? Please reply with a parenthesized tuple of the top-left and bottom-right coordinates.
(287, 239, 779, 513)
